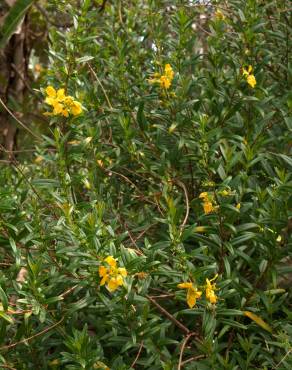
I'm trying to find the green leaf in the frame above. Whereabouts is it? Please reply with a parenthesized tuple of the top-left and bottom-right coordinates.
(0, 287, 8, 312)
(0, 311, 13, 324)
(76, 55, 94, 63)
(0, 0, 35, 49)
(137, 102, 148, 130)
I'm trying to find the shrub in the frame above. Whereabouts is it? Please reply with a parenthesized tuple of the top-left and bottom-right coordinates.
(0, 1, 291, 369)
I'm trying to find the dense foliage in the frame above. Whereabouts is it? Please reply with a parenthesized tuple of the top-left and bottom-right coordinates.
(0, 0, 291, 369)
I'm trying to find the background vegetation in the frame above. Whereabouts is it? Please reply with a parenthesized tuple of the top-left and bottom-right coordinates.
(0, 0, 291, 369)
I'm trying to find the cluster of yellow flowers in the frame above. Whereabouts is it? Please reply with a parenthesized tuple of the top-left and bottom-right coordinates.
(199, 191, 241, 213)
(149, 63, 174, 89)
(199, 192, 216, 214)
(205, 276, 218, 304)
(44, 86, 83, 117)
(99, 256, 127, 292)
(242, 65, 256, 88)
(178, 275, 218, 308)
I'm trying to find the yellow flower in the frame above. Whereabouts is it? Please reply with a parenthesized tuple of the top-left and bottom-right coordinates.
(205, 275, 218, 304)
(52, 102, 64, 115)
(149, 64, 174, 90)
(99, 256, 128, 292)
(159, 75, 171, 89)
(177, 282, 202, 308)
(56, 88, 66, 101)
(71, 101, 83, 116)
(104, 256, 116, 267)
(242, 66, 256, 88)
(236, 203, 241, 210)
(199, 192, 209, 200)
(107, 275, 124, 292)
(45, 85, 56, 97)
(247, 74, 256, 88)
(44, 86, 83, 117)
(164, 64, 174, 80)
(242, 65, 253, 77)
(199, 192, 216, 214)
(61, 108, 69, 117)
(203, 201, 214, 214)
(99, 265, 109, 286)
(45, 96, 56, 106)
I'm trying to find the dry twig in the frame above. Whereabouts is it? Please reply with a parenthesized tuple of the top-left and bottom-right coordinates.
(178, 333, 196, 370)
(146, 295, 189, 335)
(0, 97, 41, 140)
(0, 317, 64, 351)
(130, 341, 144, 368)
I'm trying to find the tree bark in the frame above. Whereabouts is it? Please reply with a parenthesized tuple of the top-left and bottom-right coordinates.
(0, 1, 28, 156)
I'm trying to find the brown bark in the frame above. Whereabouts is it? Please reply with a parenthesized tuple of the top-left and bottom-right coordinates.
(0, 1, 28, 156)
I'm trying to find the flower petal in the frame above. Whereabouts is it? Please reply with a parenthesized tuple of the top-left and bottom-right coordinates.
(247, 74, 256, 88)
(177, 282, 193, 289)
(45, 86, 56, 97)
(187, 287, 202, 308)
(100, 274, 109, 286)
(118, 267, 127, 277)
(104, 256, 117, 268)
(107, 277, 120, 292)
(199, 192, 208, 199)
(45, 97, 56, 106)
(203, 201, 214, 214)
(71, 101, 82, 116)
(99, 265, 107, 277)
(57, 88, 66, 101)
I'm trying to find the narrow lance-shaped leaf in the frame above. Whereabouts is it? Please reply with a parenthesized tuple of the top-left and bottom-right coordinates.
(0, 0, 35, 49)
(244, 311, 273, 333)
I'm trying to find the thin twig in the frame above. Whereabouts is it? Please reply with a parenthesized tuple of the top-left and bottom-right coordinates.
(87, 63, 113, 110)
(181, 354, 205, 367)
(196, 22, 212, 37)
(0, 145, 58, 215)
(0, 364, 17, 370)
(178, 333, 196, 370)
(117, 215, 144, 255)
(58, 285, 78, 299)
(133, 223, 156, 243)
(130, 341, 144, 368)
(0, 97, 41, 140)
(0, 317, 64, 351)
(173, 179, 190, 231)
(106, 169, 140, 191)
(146, 295, 189, 335)
(273, 347, 292, 369)
(148, 294, 175, 299)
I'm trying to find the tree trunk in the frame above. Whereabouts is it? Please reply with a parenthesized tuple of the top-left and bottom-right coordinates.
(0, 1, 28, 156)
